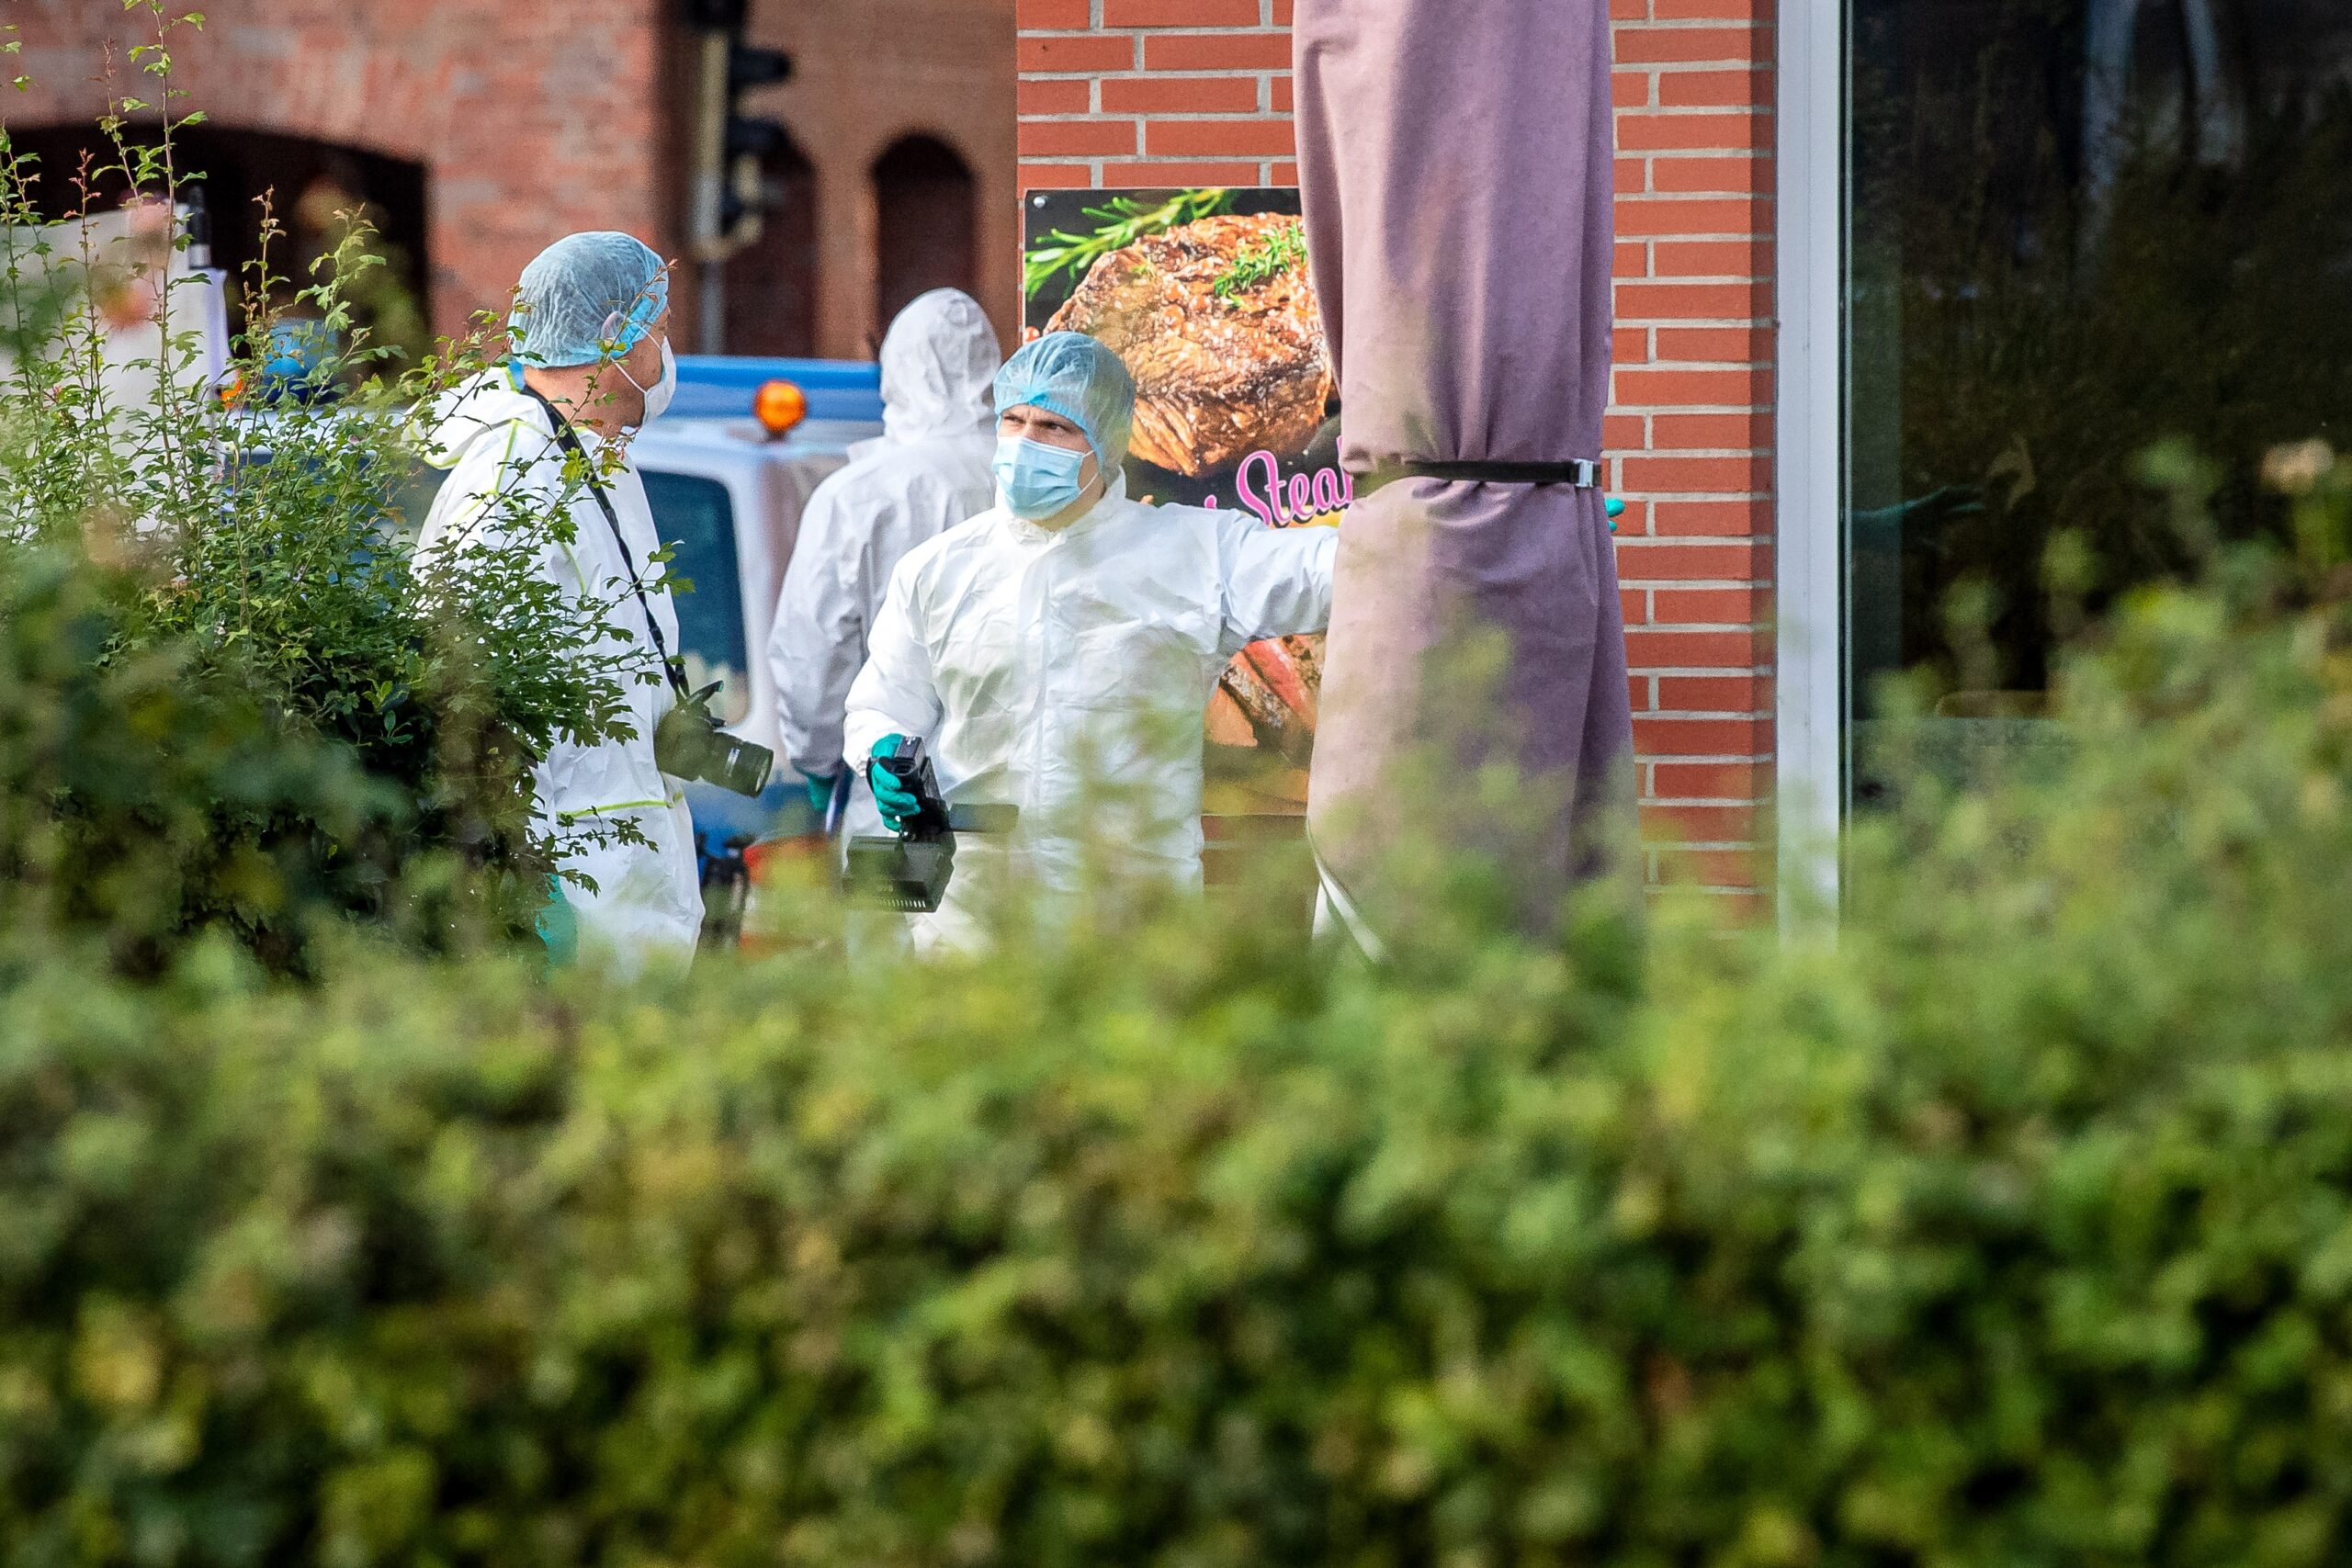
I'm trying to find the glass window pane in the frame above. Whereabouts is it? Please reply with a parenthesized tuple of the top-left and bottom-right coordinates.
(1845, 0, 2352, 801)
(641, 470, 752, 727)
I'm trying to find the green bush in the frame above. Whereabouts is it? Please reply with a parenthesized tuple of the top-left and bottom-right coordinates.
(7, 461, 2352, 1566)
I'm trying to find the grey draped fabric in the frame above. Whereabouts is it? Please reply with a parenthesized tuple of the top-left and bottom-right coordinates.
(1294, 0, 1634, 936)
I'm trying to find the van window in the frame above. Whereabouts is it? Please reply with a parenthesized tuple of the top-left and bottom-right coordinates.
(641, 470, 752, 726)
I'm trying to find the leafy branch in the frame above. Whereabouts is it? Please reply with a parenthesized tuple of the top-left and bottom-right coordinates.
(1213, 220, 1306, 303)
(1023, 187, 1235, 300)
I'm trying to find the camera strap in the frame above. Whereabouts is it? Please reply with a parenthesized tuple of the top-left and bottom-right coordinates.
(515, 379, 695, 706)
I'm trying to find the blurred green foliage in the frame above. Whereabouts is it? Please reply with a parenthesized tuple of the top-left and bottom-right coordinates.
(5, 457, 2352, 1564)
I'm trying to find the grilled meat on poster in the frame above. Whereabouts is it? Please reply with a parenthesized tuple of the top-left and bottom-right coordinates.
(1047, 212, 1334, 478)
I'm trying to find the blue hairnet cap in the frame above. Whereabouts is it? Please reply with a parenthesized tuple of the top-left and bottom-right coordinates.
(994, 331, 1136, 474)
(509, 231, 670, 369)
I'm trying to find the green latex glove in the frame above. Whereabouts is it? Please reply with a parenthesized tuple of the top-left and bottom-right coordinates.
(865, 735, 922, 832)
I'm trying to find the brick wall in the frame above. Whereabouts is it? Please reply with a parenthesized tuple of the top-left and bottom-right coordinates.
(1016, 0, 1776, 892)
(12, 0, 1022, 358)
(9, 0, 675, 344)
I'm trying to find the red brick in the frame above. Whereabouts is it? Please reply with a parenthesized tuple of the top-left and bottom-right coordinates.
(1613, 238, 1649, 277)
(1632, 675, 1657, 712)
(1613, 25, 1773, 65)
(1145, 117, 1296, 157)
(1019, 0, 1091, 24)
(1616, 111, 1769, 152)
(1614, 540, 1764, 579)
(1659, 67, 1773, 107)
(1268, 160, 1300, 184)
(1612, 70, 1653, 107)
(1622, 454, 1770, 492)
(1653, 759, 1772, 797)
(1617, 499, 1659, 536)
(1612, 0, 1652, 18)
(1653, 411, 1772, 448)
(1650, 154, 1768, 194)
(1622, 587, 1649, 625)
(1272, 74, 1294, 112)
(1613, 325, 1653, 364)
(1657, 325, 1772, 362)
(1018, 118, 1139, 156)
(1654, 237, 1772, 276)
(1019, 77, 1092, 116)
(1643, 803, 1758, 843)
(1625, 629, 1761, 669)
(1634, 716, 1771, 753)
(1614, 197, 1769, 237)
(1604, 412, 1647, 449)
(1144, 32, 1294, 70)
(1615, 280, 1770, 320)
(1271, 0, 1294, 20)
(1021, 33, 1138, 73)
(1613, 367, 1769, 405)
(1655, 586, 1762, 623)
(1658, 675, 1770, 712)
(1101, 160, 1266, 184)
(1022, 164, 1102, 190)
(1615, 155, 1649, 195)
(1652, 498, 1770, 535)
(1104, 0, 1261, 23)
(1653, 845, 1767, 890)
(1101, 74, 1261, 113)
(1656, 0, 1773, 18)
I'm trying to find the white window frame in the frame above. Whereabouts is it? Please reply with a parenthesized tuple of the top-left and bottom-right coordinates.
(1774, 0, 1844, 929)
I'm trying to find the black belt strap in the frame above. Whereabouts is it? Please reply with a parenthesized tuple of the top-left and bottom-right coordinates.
(514, 379, 694, 705)
(1399, 458, 1604, 488)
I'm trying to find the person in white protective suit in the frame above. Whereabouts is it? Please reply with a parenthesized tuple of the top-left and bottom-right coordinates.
(417, 231, 704, 967)
(842, 331, 1338, 951)
(766, 288, 1001, 840)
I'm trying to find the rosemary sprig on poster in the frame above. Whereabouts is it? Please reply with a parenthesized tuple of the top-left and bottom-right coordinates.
(1023, 188, 1236, 300)
(1213, 220, 1306, 302)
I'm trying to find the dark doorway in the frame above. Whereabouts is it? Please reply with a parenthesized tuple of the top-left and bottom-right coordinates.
(6, 123, 431, 364)
(723, 134, 819, 357)
(872, 134, 976, 333)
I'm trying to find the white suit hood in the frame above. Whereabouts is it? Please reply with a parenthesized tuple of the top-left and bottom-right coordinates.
(414, 368, 545, 471)
(877, 288, 1001, 446)
(767, 295, 1002, 842)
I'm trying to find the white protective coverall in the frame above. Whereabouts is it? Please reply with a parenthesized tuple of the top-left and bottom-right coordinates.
(418, 368, 704, 964)
(842, 471, 1338, 949)
(766, 288, 1000, 840)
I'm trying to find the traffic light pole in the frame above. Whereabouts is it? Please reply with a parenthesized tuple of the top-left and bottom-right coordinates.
(681, 0, 791, 355)
(690, 28, 733, 355)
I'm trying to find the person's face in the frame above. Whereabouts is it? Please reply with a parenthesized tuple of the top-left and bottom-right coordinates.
(999, 404, 1099, 488)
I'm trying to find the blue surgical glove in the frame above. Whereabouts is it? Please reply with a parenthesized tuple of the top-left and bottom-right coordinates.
(865, 735, 922, 832)
(803, 771, 842, 814)
(1605, 496, 1626, 533)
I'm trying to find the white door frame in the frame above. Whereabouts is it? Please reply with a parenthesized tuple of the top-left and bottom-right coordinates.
(1774, 0, 1844, 928)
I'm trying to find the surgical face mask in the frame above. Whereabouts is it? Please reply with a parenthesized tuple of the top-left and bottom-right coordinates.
(620, 338, 676, 426)
(994, 435, 1091, 522)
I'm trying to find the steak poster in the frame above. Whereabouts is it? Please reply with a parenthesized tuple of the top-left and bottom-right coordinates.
(1023, 187, 1343, 814)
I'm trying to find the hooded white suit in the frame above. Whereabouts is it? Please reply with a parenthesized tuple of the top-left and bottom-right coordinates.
(418, 368, 704, 966)
(842, 473, 1337, 951)
(766, 289, 1001, 840)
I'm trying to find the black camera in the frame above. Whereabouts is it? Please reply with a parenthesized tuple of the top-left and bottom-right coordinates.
(654, 682, 775, 797)
(846, 739, 1017, 912)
